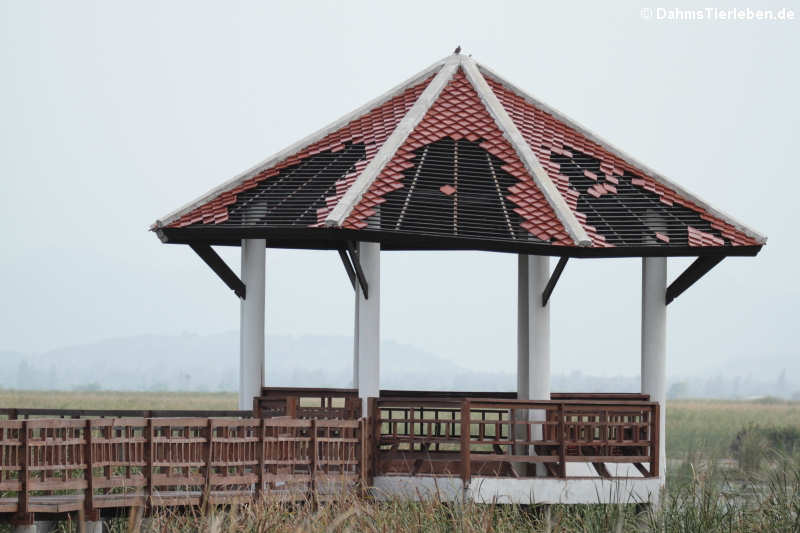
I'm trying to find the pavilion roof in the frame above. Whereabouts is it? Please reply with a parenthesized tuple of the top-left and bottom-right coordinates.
(152, 54, 765, 258)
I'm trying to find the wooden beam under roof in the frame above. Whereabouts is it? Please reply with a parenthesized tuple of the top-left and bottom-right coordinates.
(189, 243, 246, 299)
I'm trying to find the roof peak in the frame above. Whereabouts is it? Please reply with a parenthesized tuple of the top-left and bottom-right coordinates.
(323, 56, 461, 228)
(325, 55, 590, 246)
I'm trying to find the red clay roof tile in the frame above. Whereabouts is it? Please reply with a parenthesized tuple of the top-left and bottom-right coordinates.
(342, 70, 571, 244)
(486, 74, 759, 248)
(169, 75, 433, 229)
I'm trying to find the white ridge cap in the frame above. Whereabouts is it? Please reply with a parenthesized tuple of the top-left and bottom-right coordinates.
(460, 56, 592, 247)
(325, 55, 461, 227)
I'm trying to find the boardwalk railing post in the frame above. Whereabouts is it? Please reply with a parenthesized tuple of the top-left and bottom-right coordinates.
(202, 419, 213, 511)
(460, 399, 471, 485)
(20, 419, 30, 517)
(145, 419, 154, 509)
(370, 398, 379, 478)
(287, 396, 298, 418)
(358, 418, 366, 490)
(558, 403, 566, 478)
(651, 403, 660, 478)
(85, 419, 96, 520)
(256, 418, 265, 500)
(309, 418, 317, 496)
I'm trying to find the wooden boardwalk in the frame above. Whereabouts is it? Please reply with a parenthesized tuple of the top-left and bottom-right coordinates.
(0, 414, 363, 523)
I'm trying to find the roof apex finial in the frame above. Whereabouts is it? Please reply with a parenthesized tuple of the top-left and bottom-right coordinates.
(453, 45, 461, 55)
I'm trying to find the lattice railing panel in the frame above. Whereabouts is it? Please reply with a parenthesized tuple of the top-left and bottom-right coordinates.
(374, 397, 659, 479)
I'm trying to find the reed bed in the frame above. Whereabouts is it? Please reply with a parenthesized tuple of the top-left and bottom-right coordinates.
(0, 390, 237, 411)
(1, 393, 799, 532)
(667, 399, 800, 459)
(73, 457, 794, 533)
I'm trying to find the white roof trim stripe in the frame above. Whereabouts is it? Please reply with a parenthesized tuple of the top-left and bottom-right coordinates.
(153, 57, 449, 229)
(476, 62, 767, 245)
(325, 55, 461, 227)
(461, 57, 592, 247)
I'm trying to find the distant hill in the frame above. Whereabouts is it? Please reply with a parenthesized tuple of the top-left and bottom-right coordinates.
(1, 333, 796, 398)
(2, 332, 506, 392)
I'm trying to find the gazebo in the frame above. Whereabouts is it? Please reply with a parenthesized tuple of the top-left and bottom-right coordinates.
(151, 51, 765, 503)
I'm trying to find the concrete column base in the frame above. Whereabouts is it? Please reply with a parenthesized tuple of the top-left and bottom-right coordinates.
(126, 507, 152, 532)
(12, 525, 36, 533)
(84, 520, 104, 533)
(33, 522, 56, 533)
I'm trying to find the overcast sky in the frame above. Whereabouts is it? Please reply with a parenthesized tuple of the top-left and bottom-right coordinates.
(1, 1, 797, 381)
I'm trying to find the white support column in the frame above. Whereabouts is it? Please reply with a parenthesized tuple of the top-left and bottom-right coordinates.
(641, 257, 667, 483)
(517, 255, 551, 476)
(530, 256, 551, 402)
(353, 242, 380, 416)
(239, 239, 266, 411)
(518, 255, 551, 400)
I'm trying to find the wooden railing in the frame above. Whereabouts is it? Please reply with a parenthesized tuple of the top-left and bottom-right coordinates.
(0, 408, 252, 420)
(1, 390, 659, 519)
(252, 388, 649, 421)
(380, 390, 650, 402)
(255, 387, 361, 420)
(370, 397, 659, 480)
(0, 416, 365, 517)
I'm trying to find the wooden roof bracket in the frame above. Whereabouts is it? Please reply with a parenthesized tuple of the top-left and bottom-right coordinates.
(340, 241, 369, 299)
(665, 255, 725, 305)
(189, 243, 246, 299)
(337, 246, 357, 291)
(542, 256, 569, 306)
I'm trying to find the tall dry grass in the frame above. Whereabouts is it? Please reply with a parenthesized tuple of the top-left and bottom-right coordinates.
(2, 394, 799, 532)
(0, 390, 237, 411)
(667, 399, 800, 460)
(79, 458, 797, 533)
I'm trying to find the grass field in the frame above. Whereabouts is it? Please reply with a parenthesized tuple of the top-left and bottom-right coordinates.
(2, 391, 799, 532)
(667, 398, 800, 460)
(0, 390, 238, 411)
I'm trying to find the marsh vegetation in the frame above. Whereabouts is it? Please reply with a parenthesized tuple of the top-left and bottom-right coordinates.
(1, 393, 798, 532)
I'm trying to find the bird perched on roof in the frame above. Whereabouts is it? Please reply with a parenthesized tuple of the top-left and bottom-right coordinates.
(454, 45, 461, 54)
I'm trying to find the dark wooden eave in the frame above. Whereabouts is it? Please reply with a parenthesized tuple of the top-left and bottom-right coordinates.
(158, 226, 763, 259)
